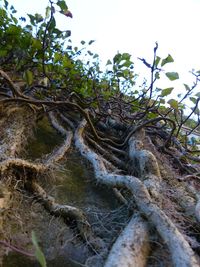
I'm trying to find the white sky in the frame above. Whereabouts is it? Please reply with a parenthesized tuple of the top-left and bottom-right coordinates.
(6, 0, 200, 91)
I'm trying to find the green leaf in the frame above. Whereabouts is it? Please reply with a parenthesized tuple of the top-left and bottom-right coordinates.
(167, 99, 178, 110)
(60, 10, 73, 18)
(93, 53, 98, 59)
(62, 56, 72, 68)
(10, 5, 17, 14)
(32, 231, 39, 249)
(56, 0, 68, 12)
(28, 14, 36, 26)
(88, 40, 95, 45)
(23, 70, 33, 86)
(54, 52, 62, 63)
(0, 50, 8, 57)
(65, 30, 71, 37)
(35, 13, 43, 23)
(184, 84, 190, 91)
(161, 54, 174, 67)
(45, 6, 51, 18)
(11, 14, 18, 24)
(160, 99, 165, 104)
(179, 103, 185, 110)
(121, 53, 131, 60)
(87, 50, 93, 56)
(106, 59, 112, 65)
(121, 60, 132, 68)
(155, 72, 160, 79)
(32, 231, 47, 267)
(161, 87, 174, 97)
(32, 39, 42, 50)
(7, 25, 21, 35)
(0, 8, 7, 19)
(4, 0, 8, 10)
(113, 53, 122, 64)
(48, 17, 56, 31)
(147, 112, 158, 119)
(35, 249, 46, 267)
(194, 108, 200, 115)
(117, 71, 125, 78)
(195, 92, 200, 97)
(190, 97, 197, 104)
(155, 87, 162, 92)
(155, 56, 161, 67)
(165, 72, 179, 81)
(24, 24, 33, 32)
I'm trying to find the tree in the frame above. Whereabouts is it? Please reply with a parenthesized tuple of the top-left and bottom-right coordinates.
(0, 1, 200, 266)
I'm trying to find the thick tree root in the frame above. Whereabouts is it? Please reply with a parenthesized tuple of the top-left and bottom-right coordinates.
(0, 69, 26, 98)
(46, 112, 73, 165)
(75, 119, 200, 267)
(49, 111, 67, 136)
(128, 136, 162, 202)
(37, 113, 106, 252)
(128, 136, 161, 180)
(28, 182, 89, 234)
(195, 198, 200, 222)
(58, 111, 75, 130)
(0, 107, 104, 254)
(86, 136, 126, 170)
(1, 102, 199, 265)
(104, 214, 150, 267)
(0, 158, 46, 174)
(27, 180, 105, 253)
(186, 184, 200, 223)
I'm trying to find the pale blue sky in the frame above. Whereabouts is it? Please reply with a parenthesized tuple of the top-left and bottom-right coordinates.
(6, 0, 200, 90)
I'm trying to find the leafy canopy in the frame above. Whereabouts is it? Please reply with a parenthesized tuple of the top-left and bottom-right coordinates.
(0, 0, 200, 140)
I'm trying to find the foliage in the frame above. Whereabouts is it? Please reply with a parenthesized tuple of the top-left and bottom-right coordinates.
(0, 0, 199, 144)
(31, 231, 47, 267)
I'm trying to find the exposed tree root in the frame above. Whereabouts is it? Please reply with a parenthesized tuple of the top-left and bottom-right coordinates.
(86, 136, 126, 170)
(0, 158, 46, 174)
(104, 214, 150, 267)
(48, 111, 68, 136)
(0, 69, 26, 98)
(128, 136, 162, 202)
(1, 80, 200, 266)
(58, 111, 75, 130)
(0, 106, 104, 258)
(75, 119, 200, 267)
(128, 136, 161, 180)
(112, 188, 128, 205)
(1, 41, 200, 267)
(195, 199, 200, 223)
(26, 181, 97, 243)
(45, 112, 73, 166)
(45, 133, 73, 166)
(185, 184, 200, 223)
